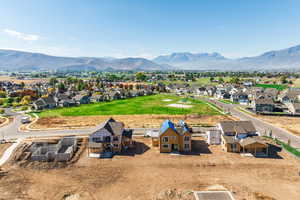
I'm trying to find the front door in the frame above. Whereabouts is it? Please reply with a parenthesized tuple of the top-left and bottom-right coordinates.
(171, 144, 179, 151)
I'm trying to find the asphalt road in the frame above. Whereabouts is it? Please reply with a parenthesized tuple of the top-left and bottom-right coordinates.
(206, 98, 300, 149)
(0, 108, 158, 140)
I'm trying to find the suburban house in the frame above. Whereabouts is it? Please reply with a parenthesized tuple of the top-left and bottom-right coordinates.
(74, 94, 90, 104)
(218, 121, 268, 155)
(278, 90, 300, 104)
(230, 92, 249, 105)
(55, 93, 76, 107)
(33, 95, 57, 110)
(252, 98, 275, 113)
(88, 118, 133, 157)
(286, 102, 300, 114)
(155, 120, 192, 153)
(204, 86, 216, 96)
(215, 88, 231, 99)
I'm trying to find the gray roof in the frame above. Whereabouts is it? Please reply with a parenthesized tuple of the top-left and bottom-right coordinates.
(255, 98, 275, 105)
(42, 95, 56, 104)
(219, 121, 256, 134)
(93, 118, 124, 136)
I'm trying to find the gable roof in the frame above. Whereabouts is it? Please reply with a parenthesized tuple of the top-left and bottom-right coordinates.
(160, 120, 177, 135)
(42, 95, 56, 104)
(93, 118, 124, 136)
(219, 121, 256, 134)
(255, 98, 275, 105)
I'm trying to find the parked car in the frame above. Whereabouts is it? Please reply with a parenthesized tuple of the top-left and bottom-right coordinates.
(21, 116, 31, 124)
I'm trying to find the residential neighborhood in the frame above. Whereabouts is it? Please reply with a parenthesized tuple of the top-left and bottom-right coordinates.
(1, 1, 300, 199)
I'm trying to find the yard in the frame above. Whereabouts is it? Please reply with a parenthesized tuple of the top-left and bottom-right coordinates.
(36, 94, 222, 117)
(1, 137, 300, 200)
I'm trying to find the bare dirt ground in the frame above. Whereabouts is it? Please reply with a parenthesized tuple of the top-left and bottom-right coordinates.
(31, 114, 236, 130)
(0, 76, 48, 84)
(0, 137, 299, 200)
(256, 115, 300, 137)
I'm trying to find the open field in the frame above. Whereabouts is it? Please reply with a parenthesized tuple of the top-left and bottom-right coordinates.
(1, 137, 300, 200)
(31, 114, 235, 129)
(36, 94, 221, 118)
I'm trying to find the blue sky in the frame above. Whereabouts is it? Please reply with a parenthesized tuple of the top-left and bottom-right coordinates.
(1, 0, 300, 58)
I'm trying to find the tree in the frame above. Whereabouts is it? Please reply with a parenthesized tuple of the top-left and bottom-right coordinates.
(20, 82, 25, 88)
(280, 75, 288, 84)
(48, 88, 55, 94)
(57, 82, 66, 92)
(21, 95, 31, 105)
(218, 77, 224, 83)
(209, 77, 215, 82)
(135, 72, 147, 82)
(49, 77, 58, 86)
(229, 77, 240, 84)
(0, 91, 6, 98)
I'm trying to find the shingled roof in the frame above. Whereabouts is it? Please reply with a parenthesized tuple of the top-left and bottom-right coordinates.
(219, 121, 256, 135)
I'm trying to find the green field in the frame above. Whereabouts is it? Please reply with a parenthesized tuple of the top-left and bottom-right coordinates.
(255, 83, 287, 91)
(36, 94, 222, 117)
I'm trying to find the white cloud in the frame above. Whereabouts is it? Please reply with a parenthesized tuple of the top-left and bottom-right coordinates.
(3, 29, 40, 41)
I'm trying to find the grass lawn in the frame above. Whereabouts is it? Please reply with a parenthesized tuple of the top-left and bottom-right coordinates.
(255, 83, 287, 91)
(37, 94, 222, 117)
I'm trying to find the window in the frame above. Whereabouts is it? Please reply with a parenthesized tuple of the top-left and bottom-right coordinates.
(184, 136, 190, 142)
(113, 144, 119, 148)
(113, 136, 118, 141)
(162, 136, 169, 143)
(184, 144, 190, 149)
(162, 144, 169, 149)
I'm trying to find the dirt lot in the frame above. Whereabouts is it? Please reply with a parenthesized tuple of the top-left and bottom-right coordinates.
(31, 114, 236, 130)
(0, 76, 47, 84)
(0, 137, 300, 200)
(256, 115, 300, 137)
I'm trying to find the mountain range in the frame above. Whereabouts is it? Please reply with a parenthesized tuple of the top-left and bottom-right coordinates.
(1, 45, 300, 71)
(0, 50, 165, 71)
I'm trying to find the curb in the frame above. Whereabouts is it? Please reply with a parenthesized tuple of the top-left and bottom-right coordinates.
(0, 116, 10, 128)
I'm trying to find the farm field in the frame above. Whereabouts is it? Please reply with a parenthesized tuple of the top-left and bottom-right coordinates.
(1, 137, 300, 200)
(36, 94, 222, 118)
